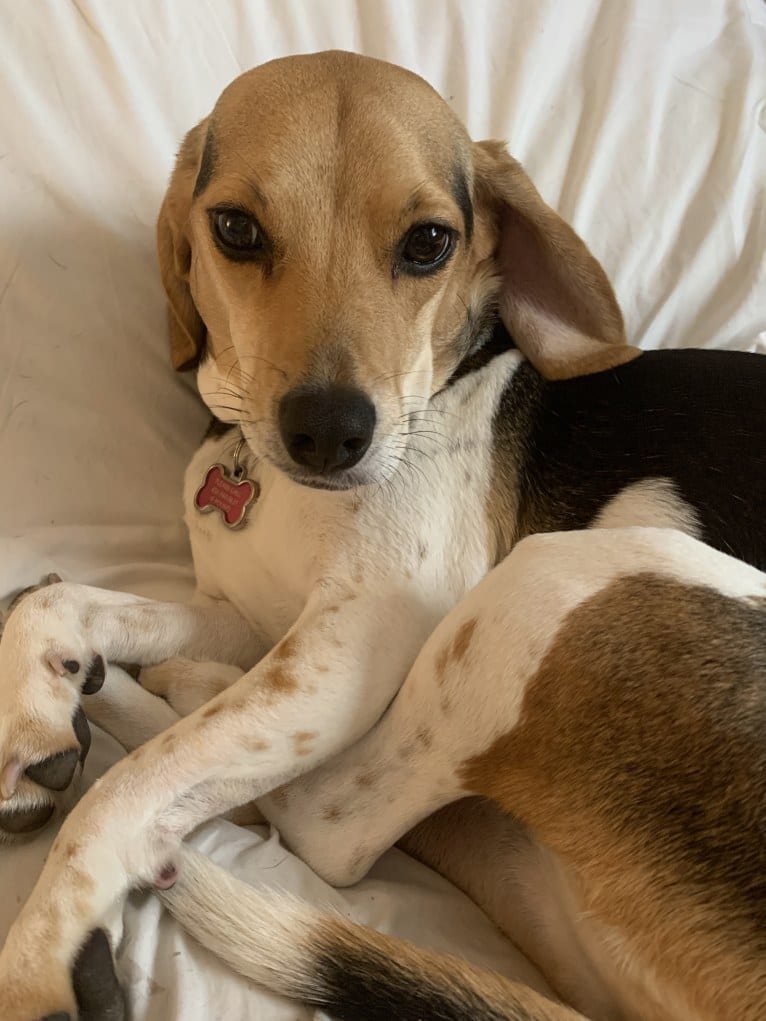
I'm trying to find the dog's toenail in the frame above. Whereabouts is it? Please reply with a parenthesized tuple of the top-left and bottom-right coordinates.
(82, 654, 106, 694)
(26, 749, 79, 791)
(73, 706, 92, 765)
(0, 800, 54, 834)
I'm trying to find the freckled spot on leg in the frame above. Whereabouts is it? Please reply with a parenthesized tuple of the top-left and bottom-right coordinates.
(162, 732, 177, 750)
(274, 634, 299, 662)
(322, 804, 344, 822)
(263, 666, 298, 695)
(292, 730, 318, 756)
(355, 768, 380, 788)
(452, 618, 478, 664)
(63, 840, 80, 863)
(435, 646, 451, 687)
(203, 701, 225, 719)
(330, 637, 342, 649)
(417, 541, 428, 561)
(416, 726, 433, 749)
(316, 664, 330, 673)
(244, 736, 270, 752)
(440, 695, 453, 714)
(325, 604, 340, 615)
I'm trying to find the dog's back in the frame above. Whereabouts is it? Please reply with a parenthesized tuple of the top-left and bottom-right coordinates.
(489, 345, 766, 570)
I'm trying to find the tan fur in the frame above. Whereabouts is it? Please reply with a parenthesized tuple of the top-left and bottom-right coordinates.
(460, 574, 766, 1020)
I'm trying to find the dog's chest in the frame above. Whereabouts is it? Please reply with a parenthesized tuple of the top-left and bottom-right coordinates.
(183, 354, 520, 644)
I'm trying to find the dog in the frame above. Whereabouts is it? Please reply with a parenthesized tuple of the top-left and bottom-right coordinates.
(0, 50, 764, 1021)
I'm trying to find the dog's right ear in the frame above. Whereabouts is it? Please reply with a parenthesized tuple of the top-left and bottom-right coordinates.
(156, 120, 209, 372)
(473, 141, 637, 380)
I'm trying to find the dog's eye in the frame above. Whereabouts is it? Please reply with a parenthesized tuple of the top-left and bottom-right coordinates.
(399, 224, 454, 274)
(212, 209, 262, 253)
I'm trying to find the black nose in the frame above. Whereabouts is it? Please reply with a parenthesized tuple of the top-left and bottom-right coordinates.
(278, 386, 376, 473)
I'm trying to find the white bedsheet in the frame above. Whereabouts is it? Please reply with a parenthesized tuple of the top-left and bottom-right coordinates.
(0, 1, 764, 1017)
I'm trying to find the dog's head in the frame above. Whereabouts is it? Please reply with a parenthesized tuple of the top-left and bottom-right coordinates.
(158, 51, 633, 490)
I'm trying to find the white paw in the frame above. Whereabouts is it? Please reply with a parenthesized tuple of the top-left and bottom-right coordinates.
(0, 580, 104, 843)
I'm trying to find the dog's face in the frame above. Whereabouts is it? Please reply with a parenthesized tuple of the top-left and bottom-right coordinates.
(158, 51, 632, 490)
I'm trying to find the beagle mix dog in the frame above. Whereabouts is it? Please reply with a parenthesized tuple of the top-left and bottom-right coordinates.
(0, 51, 764, 1021)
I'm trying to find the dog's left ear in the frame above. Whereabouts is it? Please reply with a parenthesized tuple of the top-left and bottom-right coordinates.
(156, 120, 209, 372)
(473, 140, 637, 380)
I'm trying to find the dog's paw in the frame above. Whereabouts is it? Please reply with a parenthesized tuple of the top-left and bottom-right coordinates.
(0, 928, 125, 1021)
(0, 580, 103, 844)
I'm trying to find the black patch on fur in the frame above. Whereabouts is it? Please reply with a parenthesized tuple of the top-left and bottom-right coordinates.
(313, 941, 523, 1021)
(497, 342, 766, 570)
(26, 749, 78, 791)
(443, 317, 515, 390)
(72, 928, 126, 1021)
(192, 130, 217, 198)
(0, 800, 54, 835)
(451, 165, 474, 243)
(72, 705, 92, 765)
(82, 654, 105, 694)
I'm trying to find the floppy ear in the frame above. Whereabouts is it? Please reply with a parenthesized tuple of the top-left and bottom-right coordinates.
(473, 140, 636, 380)
(156, 120, 209, 371)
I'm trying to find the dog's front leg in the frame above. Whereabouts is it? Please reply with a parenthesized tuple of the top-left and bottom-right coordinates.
(0, 586, 433, 1020)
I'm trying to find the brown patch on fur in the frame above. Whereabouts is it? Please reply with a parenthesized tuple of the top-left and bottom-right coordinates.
(273, 633, 299, 662)
(202, 701, 225, 719)
(244, 736, 270, 752)
(315, 663, 330, 673)
(263, 665, 298, 695)
(460, 574, 766, 1019)
(355, 768, 381, 789)
(162, 732, 178, 749)
(435, 616, 478, 687)
(292, 730, 318, 756)
(451, 617, 477, 663)
(416, 725, 434, 749)
(322, 804, 344, 822)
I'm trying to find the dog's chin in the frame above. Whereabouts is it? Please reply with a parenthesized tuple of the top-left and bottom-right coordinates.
(277, 465, 372, 492)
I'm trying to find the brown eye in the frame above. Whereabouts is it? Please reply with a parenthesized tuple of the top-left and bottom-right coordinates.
(400, 224, 454, 273)
(212, 209, 262, 254)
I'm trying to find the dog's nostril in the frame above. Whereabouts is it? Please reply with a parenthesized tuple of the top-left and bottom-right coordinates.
(290, 433, 316, 457)
(343, 436, 367, 452)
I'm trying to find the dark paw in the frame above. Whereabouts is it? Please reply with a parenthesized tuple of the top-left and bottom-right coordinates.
(71, 928, 126, 1021)
(81, 655, 106, 696)
(0, 708, 91, 839)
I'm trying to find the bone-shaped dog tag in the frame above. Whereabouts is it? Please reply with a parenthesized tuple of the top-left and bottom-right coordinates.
(194, 464, 259, 529)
